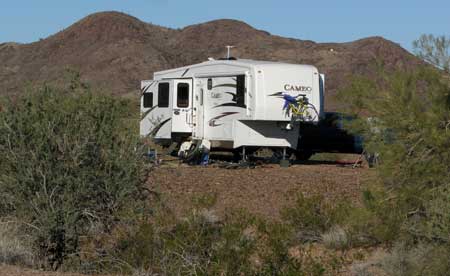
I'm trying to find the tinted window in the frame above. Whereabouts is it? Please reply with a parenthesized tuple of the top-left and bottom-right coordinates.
(177, 83, 189, 108)
(207, 78, 213, 90)
(236, 75, 246, 107)
(158, 83, 169, 108)
(143, 92, 153, 108)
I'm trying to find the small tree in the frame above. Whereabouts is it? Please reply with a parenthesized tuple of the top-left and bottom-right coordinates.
(338, 35, 450, 274)
(0, 79, 150, 269)
(338, 64, 450, 242)
(413, 34, 450, 73)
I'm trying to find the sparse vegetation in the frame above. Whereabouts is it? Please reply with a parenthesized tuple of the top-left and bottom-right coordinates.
(2, 33, 450, 276)
(0, 220, 35, 267)
(338, 60, 450, 274)
(380, 242, 450, 276)
(101, 205, 341, 276)
(281, 194, 351, 243)
(321, 226, 349, 250)
(413, 34, 450, 73)
(0, 74, 151, 270)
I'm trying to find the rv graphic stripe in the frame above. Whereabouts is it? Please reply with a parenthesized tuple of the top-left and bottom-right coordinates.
(141, 84, 150, 93)
(208, 112, 239, 127)
(212, 83, 237, 89)
(140, 106, 157, 121)
(211, 90, 245, 109)
(268, 92, 284, 97)
(181, 68, 190, 77)
(212, 103, 244, 109)
(140, 81, 155, 96)
(147, 118, 171, 137)
(225, 92, 237, 102)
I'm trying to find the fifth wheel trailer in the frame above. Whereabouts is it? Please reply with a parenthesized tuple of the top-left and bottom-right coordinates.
(140, 58, 361, 160)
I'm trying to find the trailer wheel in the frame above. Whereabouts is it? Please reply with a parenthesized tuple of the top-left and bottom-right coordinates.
(182, 143, 203, 164)
(232, 150, 242, 162)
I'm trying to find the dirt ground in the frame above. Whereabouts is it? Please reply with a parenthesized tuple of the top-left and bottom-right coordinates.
(2, 158, 378, 276)
(149, 158, 372, 219)
(0, 265, 89, 276)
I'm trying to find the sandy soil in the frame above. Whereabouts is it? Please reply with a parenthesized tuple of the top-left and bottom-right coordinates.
(149, 160, 371, 219)
(3, 159, 377, 276)
(0, 265, 91, 276)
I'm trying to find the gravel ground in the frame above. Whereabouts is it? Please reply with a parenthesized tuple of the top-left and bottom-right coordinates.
(3, 160, 375, 276)
(0, 265, 91, 276)
(149, 160, 371, 219)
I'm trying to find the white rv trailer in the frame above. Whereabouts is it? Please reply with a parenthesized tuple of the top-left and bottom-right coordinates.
(140, 58, 325, 158)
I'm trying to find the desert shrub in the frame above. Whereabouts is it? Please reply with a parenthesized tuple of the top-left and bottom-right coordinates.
(112, 208, 257, 275)
(334, 188, 403, 247)
(338, 65, 450, 273)
(321, 226, 349, 250)
(99, 203, 343, 276)
(380, 242, 450, 276)
(0, 80, 150, 269)
(255, 220, 329, 276)
(280, 193, 394, 248)
(281, 194, 351, 242)
(0, 219, 35, 266)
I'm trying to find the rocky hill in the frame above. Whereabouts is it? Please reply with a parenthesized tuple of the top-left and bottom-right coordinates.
(0, 11, 422, 110)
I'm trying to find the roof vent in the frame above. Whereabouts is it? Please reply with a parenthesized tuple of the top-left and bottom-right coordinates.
(226, 45, 235, 58)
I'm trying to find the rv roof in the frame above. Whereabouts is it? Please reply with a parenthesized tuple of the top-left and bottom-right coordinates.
(154, 59, 317, 77)
(203, 58, 314, 67)
(224, 59, 284, 65)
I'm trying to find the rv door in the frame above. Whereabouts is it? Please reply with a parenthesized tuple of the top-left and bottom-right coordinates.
(171, 79, 193, 133)
(192, 78, 205, 139)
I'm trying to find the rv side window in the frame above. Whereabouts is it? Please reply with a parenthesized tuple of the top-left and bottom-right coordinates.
(200, 89, 204, 105)
(177, 83, 189, 108)
(158, 83, 169, 108)
(236, 75, 246, 108)
(143, 92, 153, 108)
(207, 79, 213, 90)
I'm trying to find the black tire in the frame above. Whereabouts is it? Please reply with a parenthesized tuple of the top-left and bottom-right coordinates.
(183, 143, 202, 164)
(232, 150, 242, 163)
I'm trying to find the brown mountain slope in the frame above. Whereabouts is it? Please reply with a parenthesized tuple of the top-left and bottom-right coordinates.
(0, 11, 422, 110)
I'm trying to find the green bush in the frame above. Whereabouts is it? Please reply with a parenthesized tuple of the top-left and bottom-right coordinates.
(0, 81, 150, 269)
(338, 67, 450, 242)
(380, 242, 450, 276)
(281, 194, 351, 242)
(255, 220, 328, 276)
(103, 204, 341, 276)
(338, 65, 450, 274)
(113, 208, 257, 275)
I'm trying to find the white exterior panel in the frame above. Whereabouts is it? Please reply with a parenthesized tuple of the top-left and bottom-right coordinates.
(233, 120, 299, 148)
(140, 59, 325, 150)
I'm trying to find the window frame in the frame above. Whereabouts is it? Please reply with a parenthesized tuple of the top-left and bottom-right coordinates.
(143, 92, 153, 108)
(177, 82, 190, 108)
(157, 82, 170, 108)
(207, 78, 213, 90)
(236, 75, 246, 108)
